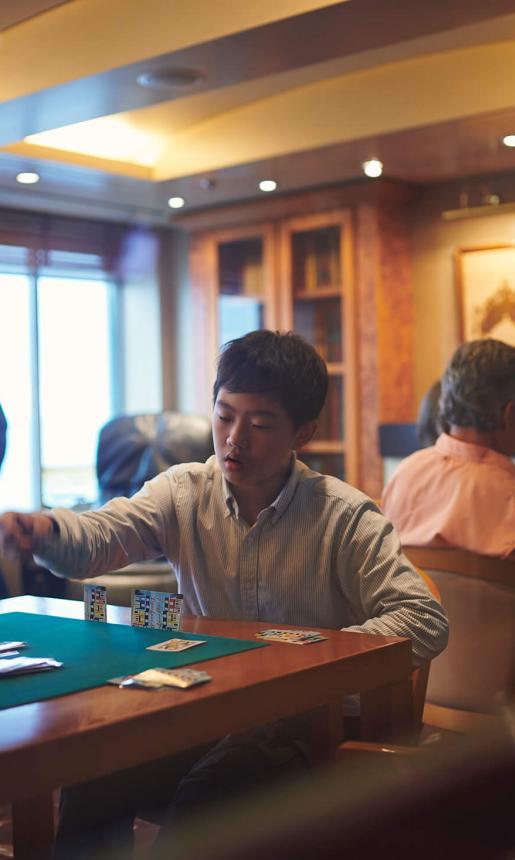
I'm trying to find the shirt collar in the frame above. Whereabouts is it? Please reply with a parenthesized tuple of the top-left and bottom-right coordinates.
(435, 432, 515, 474)
(221, 453, 301, 522)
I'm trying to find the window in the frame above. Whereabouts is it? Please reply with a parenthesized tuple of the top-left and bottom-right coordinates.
(37, 275, 116, 508)
(0, 269, 35, 511)
(0, 245, 117, 512)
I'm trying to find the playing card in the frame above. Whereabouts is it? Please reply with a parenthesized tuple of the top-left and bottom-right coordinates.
(108, 667, 212, 689)
(255, 629, 327, 644)
(146, 638, 206, 652)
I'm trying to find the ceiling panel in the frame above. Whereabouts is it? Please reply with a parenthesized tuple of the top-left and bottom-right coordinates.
(0, 0, 73, 32)
(2, 0, 515, 222)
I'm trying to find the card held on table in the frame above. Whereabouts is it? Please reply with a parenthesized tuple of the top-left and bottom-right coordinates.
(84, 584, 107, 622)
(131, 589, 184, 631)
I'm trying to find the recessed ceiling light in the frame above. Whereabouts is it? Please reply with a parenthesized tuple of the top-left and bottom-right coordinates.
(259, 179, 277, 192)
(16, 171, 39, 184)
(502, 134, 515, 148)
(362, 159, 383, 178)
(168, 196, 185, 209)
(137, 68, 204, 89)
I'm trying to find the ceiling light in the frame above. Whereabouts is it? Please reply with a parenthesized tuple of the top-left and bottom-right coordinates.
(168, 196, 185, 209)
(362, 159, 383, 178)
(25, 118, 162, 167)
(16, 171, 39, 184)
(137, 69, 204, 89)
(502, 134, 515, 148)
(259, 179, 277, 192)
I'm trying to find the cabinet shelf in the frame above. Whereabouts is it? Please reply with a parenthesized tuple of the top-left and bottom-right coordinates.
(302, 440, 346, 454)
(294, 286, 341, 300)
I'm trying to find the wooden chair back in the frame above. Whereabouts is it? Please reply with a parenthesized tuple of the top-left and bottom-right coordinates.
(403, 546, 515, 721)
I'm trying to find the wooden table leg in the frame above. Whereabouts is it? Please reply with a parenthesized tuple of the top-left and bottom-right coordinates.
(360, 680, 413, 744)
(308, 701, 344, 763)
(12, 794, 54, 860)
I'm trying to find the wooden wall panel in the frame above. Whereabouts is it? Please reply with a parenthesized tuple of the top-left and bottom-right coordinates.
(355, 196, 415, 498)
(376, 204, 415, 424)
(355, 203, 382, 497)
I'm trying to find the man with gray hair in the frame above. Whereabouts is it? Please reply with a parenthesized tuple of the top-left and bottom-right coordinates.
(382, 338, 515, 558)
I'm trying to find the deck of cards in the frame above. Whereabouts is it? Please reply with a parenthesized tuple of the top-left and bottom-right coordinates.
(108, 667, 212, 690)
(0, 640, 27, 657)
(0, 656, 63, 676)
(255, 629, 328, 645)
(0, 640, 62, 676)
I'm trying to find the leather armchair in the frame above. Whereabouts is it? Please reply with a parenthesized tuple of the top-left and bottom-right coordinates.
(66, 411, 214, 606)
(96, 411, 214, 504)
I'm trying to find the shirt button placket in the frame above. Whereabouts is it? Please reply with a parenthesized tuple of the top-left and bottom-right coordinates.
(240, 524, 261, 618)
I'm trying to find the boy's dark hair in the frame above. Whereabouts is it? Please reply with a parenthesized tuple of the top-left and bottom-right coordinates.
(213, 330, 328, 428)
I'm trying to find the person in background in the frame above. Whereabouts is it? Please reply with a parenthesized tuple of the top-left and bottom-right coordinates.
(416, 379, 444, 448)
(0, 330, 448, 859)
(382, 338, 515, 558)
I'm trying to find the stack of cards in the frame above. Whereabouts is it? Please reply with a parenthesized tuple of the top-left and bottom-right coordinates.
(84, 584, 107, 622)
(108, 667, 212, 690)
(255, 629, 328, 645)
(131, 589, 184, 631)
(0, 656, 62, 676)
(0, 640, 27, 658)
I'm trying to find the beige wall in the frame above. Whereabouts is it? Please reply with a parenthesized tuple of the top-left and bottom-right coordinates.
(411, 173, 515, 403)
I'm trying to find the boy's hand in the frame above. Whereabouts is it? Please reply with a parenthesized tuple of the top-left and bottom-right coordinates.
(0, 512, 55, 560)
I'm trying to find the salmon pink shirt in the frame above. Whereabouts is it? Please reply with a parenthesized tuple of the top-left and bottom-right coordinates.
(381, 433, 515, 559)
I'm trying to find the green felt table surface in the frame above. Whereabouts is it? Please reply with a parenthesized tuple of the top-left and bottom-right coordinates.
(0, 611, 266, 711)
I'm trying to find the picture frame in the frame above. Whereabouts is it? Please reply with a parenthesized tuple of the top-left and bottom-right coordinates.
(455, 244, 515, 346)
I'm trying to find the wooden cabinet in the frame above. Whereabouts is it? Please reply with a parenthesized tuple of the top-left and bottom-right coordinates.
(189, 210, 356, 484)
(180, 179, 417, 498)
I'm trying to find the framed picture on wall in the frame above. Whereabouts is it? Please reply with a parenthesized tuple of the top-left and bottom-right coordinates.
(455, 244, 515, 346)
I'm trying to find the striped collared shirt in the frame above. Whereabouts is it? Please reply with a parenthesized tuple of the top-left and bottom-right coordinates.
(39, 455, 448, 664)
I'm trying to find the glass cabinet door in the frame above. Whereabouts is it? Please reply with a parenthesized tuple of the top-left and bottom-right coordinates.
(214, 225, 276, 350)
(217, 237, 265, 347)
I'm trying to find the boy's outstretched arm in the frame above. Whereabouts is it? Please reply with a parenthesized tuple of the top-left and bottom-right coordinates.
(0, 511, 55, 560)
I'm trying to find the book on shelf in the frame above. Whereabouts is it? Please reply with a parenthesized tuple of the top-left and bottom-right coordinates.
(303, 234, 317, 292)
(243, 259, 263, 297)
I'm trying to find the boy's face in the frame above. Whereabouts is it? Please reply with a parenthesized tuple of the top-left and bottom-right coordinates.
(213, 388, 314, 501)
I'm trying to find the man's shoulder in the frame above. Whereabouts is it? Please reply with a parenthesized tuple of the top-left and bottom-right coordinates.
(386, 445, 438, 481)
